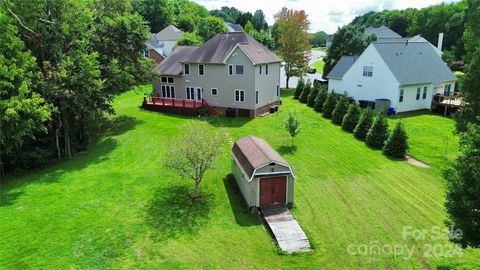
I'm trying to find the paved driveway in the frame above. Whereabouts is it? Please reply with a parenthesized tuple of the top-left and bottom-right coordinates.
(280, 50, 325, 89)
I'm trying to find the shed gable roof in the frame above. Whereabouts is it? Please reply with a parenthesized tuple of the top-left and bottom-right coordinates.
(232, 136, 289, 178)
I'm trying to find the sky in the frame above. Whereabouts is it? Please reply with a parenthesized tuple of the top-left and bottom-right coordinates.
(192, 0, 460, 34)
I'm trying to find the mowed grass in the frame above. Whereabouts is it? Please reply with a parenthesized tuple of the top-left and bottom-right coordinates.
(311, 60, 325, 74)
(1, 87, 479, 269)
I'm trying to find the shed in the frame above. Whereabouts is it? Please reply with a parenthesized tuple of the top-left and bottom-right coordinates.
(231, 136, 295, 212)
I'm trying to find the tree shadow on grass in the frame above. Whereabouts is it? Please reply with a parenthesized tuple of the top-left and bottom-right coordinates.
(103, 115, 143, 136)
(146, 185, 214, 241)
(223, 174, 261, 227)
(277, 145, 297, 155)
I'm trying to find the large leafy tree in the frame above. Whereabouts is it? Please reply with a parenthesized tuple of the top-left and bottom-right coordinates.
(131, 0, 174, 33)
(252, 9, 267, 31)
(274, 7, 312, 89)
(311, 31, 327, 47)
(0, 11, 53, 173)
(197, 16, 227, 42)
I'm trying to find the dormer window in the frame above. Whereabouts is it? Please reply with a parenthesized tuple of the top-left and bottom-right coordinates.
(363, 66, 373, 77)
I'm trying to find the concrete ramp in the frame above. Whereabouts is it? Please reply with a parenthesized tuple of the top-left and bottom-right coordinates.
(261, 204, 311, 253)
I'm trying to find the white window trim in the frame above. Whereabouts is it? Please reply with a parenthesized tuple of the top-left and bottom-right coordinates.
(185, 87, 195, 100)
(235, 89, 245, 102)
(423, 87, 427, 100)
(198, 64, 205, 76)
(184, 64, 190, 75)
(211, 88, 218, 96)
(228, 64, 233, 76)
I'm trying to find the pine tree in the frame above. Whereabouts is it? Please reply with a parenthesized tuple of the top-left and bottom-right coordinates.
(342, 103, 361, 132)
(314, 86, 328, 112)
(332, 96, 349, 125)
(383, 121, 409, 158)
(294, 78, 305, 99)
(322, 91, 337, 119)
(299, 81, 311, 103)
(307, 82, 320, 107)
(354, 107, 374, 140)
(366, 113, 389, 149)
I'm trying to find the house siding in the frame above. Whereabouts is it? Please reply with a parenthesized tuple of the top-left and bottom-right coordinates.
(397, 83, 433, 113)
(254, 63, 281, 109)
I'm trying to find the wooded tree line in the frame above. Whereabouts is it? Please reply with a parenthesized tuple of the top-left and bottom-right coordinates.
(323, 1, 467, 77)
(0, 0, 155, 174)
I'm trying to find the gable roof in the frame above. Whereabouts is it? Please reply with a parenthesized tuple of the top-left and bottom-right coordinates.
(181, 32, 281, 64)
(225, 22, 243, 32)
(156, 46, 198, 75)
(155, 25, 184, 41)
(232, 136, 289, 179)
(365, 26, 402, 39)
(373, 42, 456, 85)
(327, 56, 358, 79)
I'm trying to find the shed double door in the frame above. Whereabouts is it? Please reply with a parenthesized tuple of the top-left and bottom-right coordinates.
(260, 176, 286, 207)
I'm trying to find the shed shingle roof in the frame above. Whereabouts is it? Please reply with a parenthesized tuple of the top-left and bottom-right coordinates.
(232, 136, 288, 178)
(373, 42, 456, 85)
(156, 46, 199, 75)
(181, 32, 281, 64)
(327, 55, 358, 79)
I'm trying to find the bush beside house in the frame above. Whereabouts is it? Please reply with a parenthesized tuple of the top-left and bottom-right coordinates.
(383, 121, 409, 158)
(322, 91, 337, 119)
(366, 113, 389, 149)
(332, 96, 349, 125)
(294, 78, 305, 99)
(307, 83, 320, 107)
(354, 107, 374, 140)
(342, 103, 361, 132)
(314, 86, 328, 112)
(299, 81, 311, 103)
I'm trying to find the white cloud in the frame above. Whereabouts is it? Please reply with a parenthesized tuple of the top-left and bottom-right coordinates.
(192, 0, 460, 34)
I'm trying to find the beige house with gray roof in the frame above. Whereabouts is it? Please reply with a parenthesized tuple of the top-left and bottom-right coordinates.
(152, 32, 282, 118)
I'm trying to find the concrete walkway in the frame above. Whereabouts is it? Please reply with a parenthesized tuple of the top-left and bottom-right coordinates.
(261, 204, 311, 253)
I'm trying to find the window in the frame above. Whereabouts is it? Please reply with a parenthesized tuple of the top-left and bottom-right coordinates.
(265, 64, 269, 75)
(235, 90, 245, 102)
(144, 50, 150, 57)
(161, 77, 167, 83)
(423, 87, 427, 99)
(399, 89, 404, 102)
(186, 87, 194, 100)
(184, 64, 190, 75)
(198, 64, 204, 76)
(259, 65, 262, 74)
(211, 88, 218, 96)
(196, 87, 202, 100)
(228, 65, 233, 75)
(276, 85, 280, 97)
(235, 65, 244, 75)
(161, 85, 175, 98)
(255, 90, 259, 104)
(416, 87, 421, 100)
(167, 77, 174, 84)
(444, 84, 452, 96)
(363, 66, 373, 77)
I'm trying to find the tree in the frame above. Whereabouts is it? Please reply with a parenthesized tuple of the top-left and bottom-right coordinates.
(366, 113, 389, 149)
(165, 120, 224, 199)
(354, 107, 374, 140)
(307, 82, 320, 107)
(250, 31, 275, 50)
(332, 96, 349, 125)
(342, 103, 361, 132)
(235, 11, 253, 27)
(274, 7, 312, 89)
(294, 78, 305, 99)
(252, 9, 267, 31)
(197, 16, 227, 42)
(209, 6, 241, 23)
(176, 32, 203, 45)
(285, 112, 301, 145)
(322, 91, 337, 119)
(311, 31, 327, 47)
(383, 121, 409, 158)
(444, 124, 480, 248)
(244, 20, 255, 34)
(172, 0, 209, 32)
(299, 81, 311, 103)
(314, 85, 328, 112)
(0, 11, 53, 173)
(132, 0, 174, 33)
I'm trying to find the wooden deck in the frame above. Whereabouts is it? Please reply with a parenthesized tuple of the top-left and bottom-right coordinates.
(142, 96, 217, 116)
(260, 204, 311, 253)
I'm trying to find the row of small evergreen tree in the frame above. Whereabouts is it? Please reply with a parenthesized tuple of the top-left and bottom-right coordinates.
(294, 79, 408, 158)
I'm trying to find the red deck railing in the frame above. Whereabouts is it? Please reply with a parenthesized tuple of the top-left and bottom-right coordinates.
(143, 95, 217, 116)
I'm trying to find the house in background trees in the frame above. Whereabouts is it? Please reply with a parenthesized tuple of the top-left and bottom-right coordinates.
(327, 26, 457, 113)
(224, 22, 243, 32)
(146, 25, 184, 64)
(144, 32, 282, 118)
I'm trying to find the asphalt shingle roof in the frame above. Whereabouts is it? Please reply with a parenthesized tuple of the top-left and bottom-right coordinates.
(181, 32, 282, 64)
(156, 46, 198, 75)
(225, 22, 243, 32)
(373, 42, 457, 85)
(365, 26, 402, 39)
(327, 56, 358, 79)
(232, 136, 289, 178)
(155, 25, 184, 41)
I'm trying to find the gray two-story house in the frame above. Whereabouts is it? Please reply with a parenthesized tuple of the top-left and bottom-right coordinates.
(152, 32, 282, 118)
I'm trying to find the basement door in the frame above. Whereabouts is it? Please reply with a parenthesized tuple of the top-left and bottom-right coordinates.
(259, 176, 286, 207)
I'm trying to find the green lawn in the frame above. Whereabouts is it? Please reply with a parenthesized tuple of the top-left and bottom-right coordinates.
(1, 87, 479, 269)
(311, 60, 325, 74)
